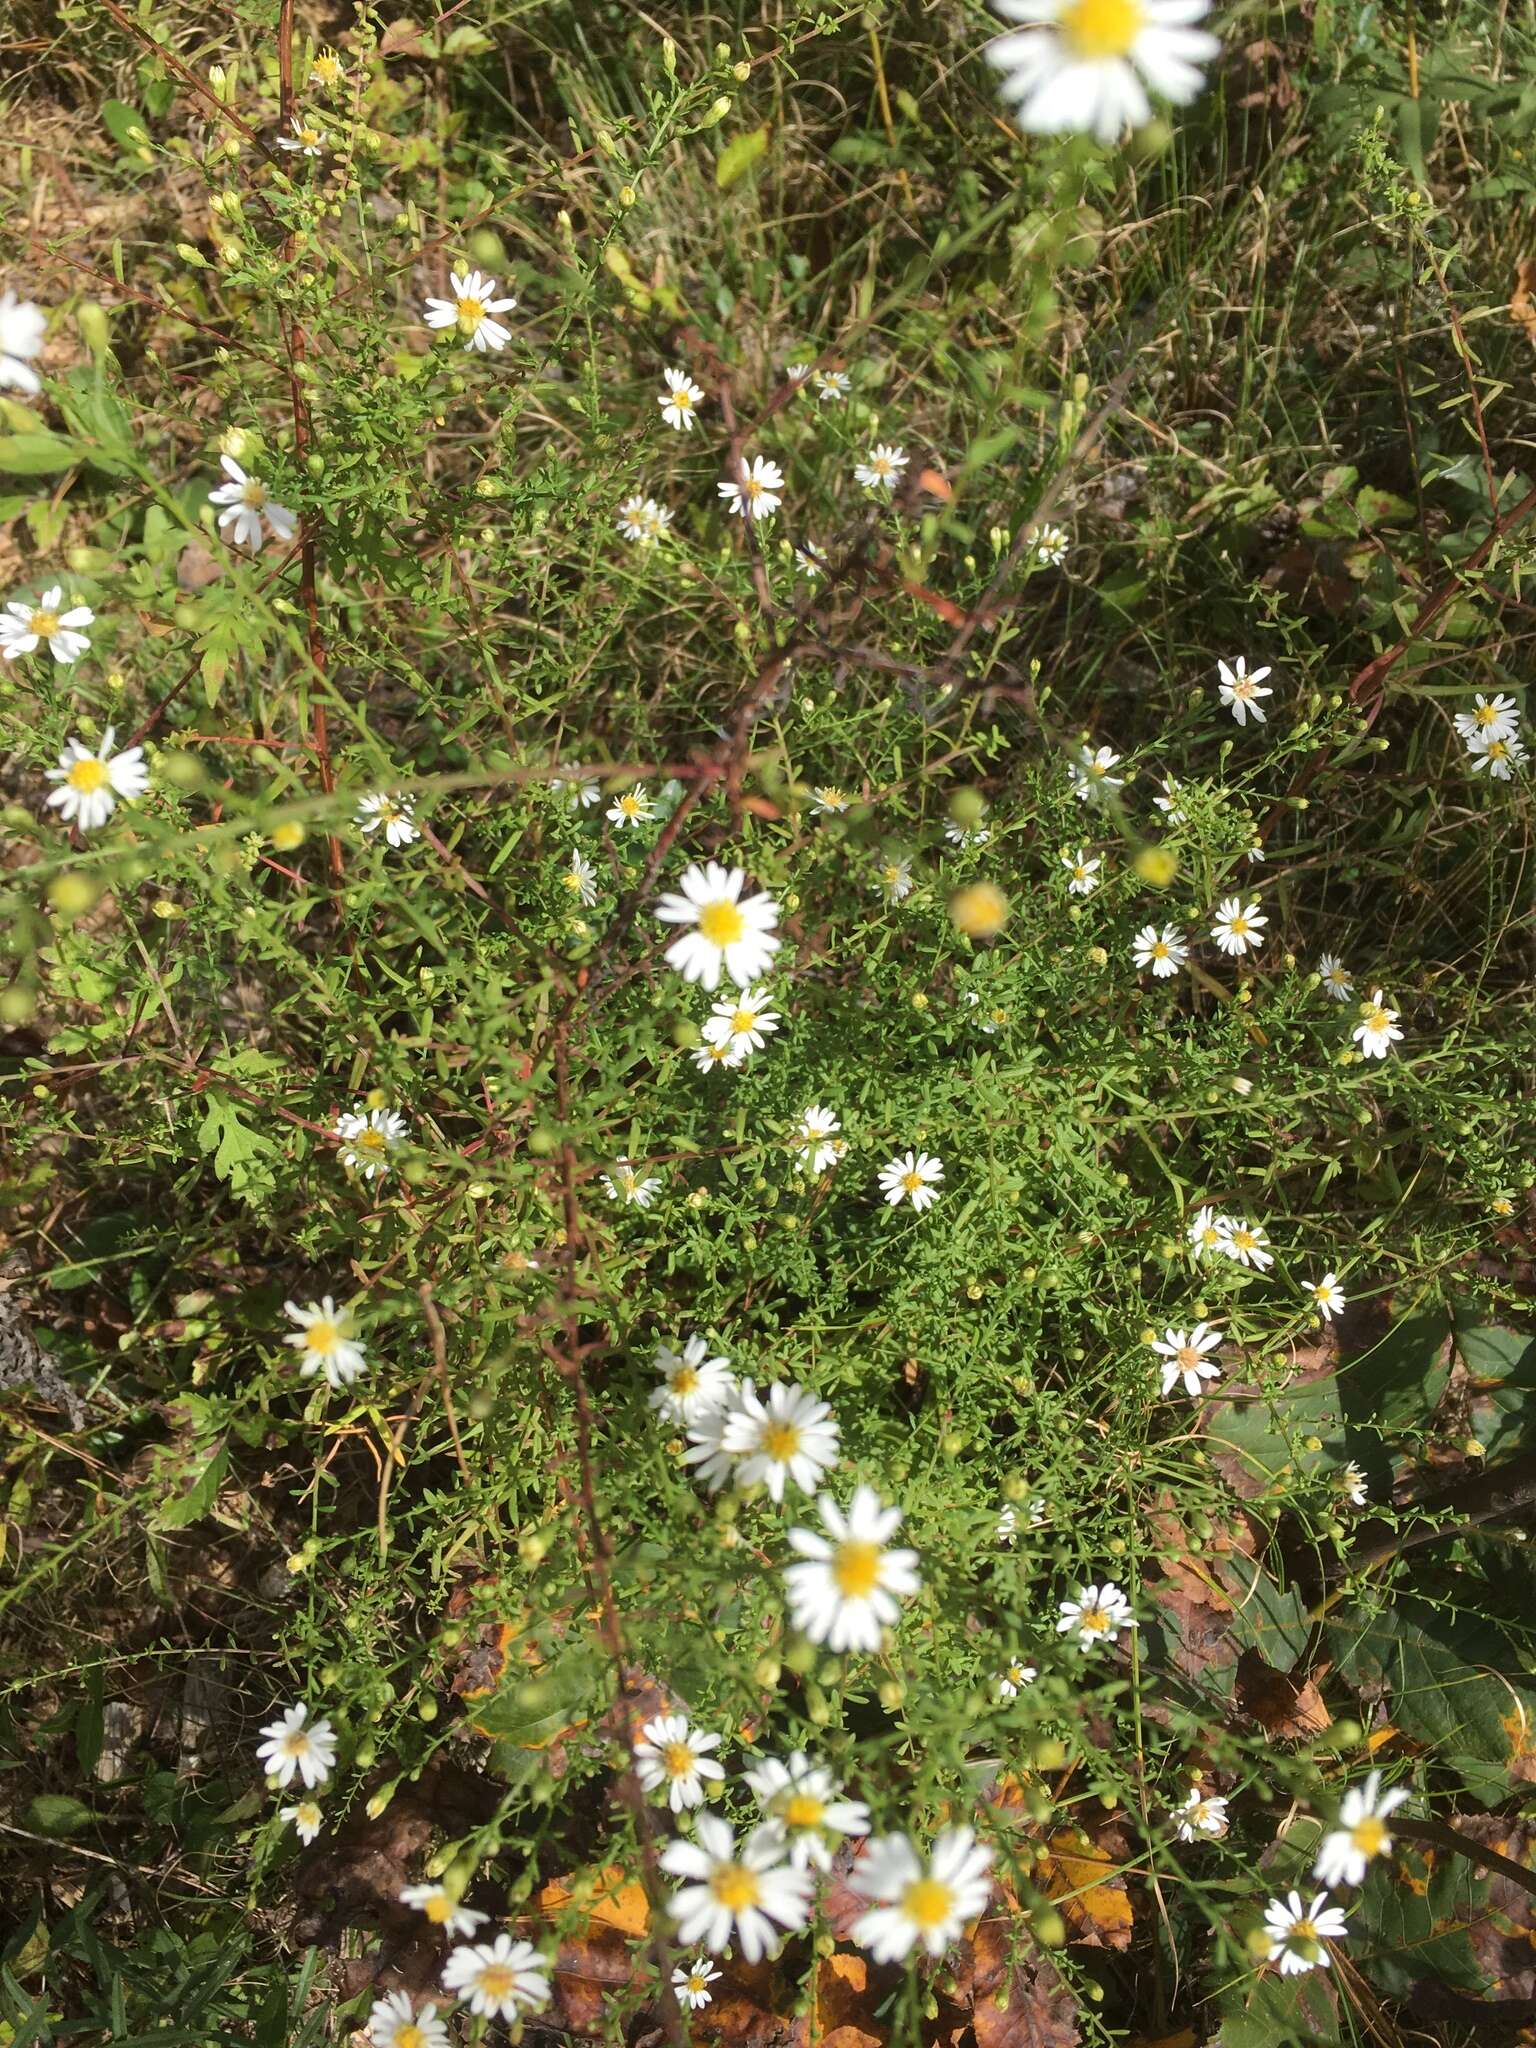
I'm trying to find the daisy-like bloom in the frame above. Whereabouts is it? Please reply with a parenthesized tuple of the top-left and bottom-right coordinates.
(784, 1485, 921, 1651)
(811, 785, 852, 814)
(606, 785, 655, 829)
(1071, 743, 1123, 802)
(1132, 923, 1187, 978)
(746, 1751, 871, 1872)
(963, 992, 1010, 1035)
(672, 1957, 721, 2010)
(986, 0, 1220, 144)
(422, 268, 517, 353)
(44, 728, 149, 832)
(996, 1504, 1019, 1542)
(854, 443, 908, 492)
(1318, 953, 1353, 1002)
(878, 1150, 944, 1213)
(1210, 895, 1267, 957)
(1217, 656, 1274, 726)
(1306, 1272, 1347, 1322)
(1150, 1322, 1223, 1398)
(661, 1813, 812, 1962)
(944, 820, 991, 847)
(1215, 1216, 1273, 1271)
(368, 1992, 448, 2048)
(1062, 847, 1100, 895)
(399, 1883, 490, 1939)
(1313, 1770, 1409, 1890)
(1263, 1891, 1349, 1977)
(1187, 1205, 1226, 1259)
(794, 541, 828, 578)
(0, 288, 47, 394)
(791, 1105, 845, 1175)
(650, 1334, 734, 1424)
(1154, 775, 1187, 823)
(256, 1703, 338, 1789)
(718, 455, 786, 521)
(692, 1037, 745, 1075)
(1454, 693, 1520, 745)
(3, 586, 95, 665)
(309, 49, 346, 89)
(553, 773, 602, 809)
(280, 1798, 323, 1845)
(658, 366, 705, 431)
(356, 793, 420, 848)
(814, 370, 851, 401)
(1175, 1788, 1229, 1841)
(615, 495, 673, 545)
(722, 1381, 841, 1502)
(849, 1828, 994, 1963)
(1336, 1461, 1368, 1508)
(334, 1104, 409, 1178)
(995, 1657, 1038, 1699)
(441, 1935, 550, 2020)
(682, 1395, 740, 1492)
(1028, 522, 1069, 567)
(276, 114, 327, 155)
(1056, 1581, 1136, 1652)
(562, 850, 598, 907)
(208, 456, 297, 553)
(1352, 989, 1402, 1060)
(655, 861, 781, 990)
(877, 857, 914, 903)
(600, 1157, 662, 1207)
(634, 1713, 726, 1813)
(283, 1295, 367, 1390)
(1466, 729, 1528, 780)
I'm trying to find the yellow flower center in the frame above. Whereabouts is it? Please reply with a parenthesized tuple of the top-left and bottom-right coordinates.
(296, 1800, 320, 1826)
(398, 2026, 426, 2048)
(901, 1170, 924, 1193)
(744, 477, 764, 501)
(1289, 1918, 1318, 1945)
(240, 480, 266, 508)
(477, 1965, 515, 2001)
(731, 1008, 756, 1033)
(662, 1741, 696, 1778)
(620, 1171, 638, 1194)
(671, 1366, 699, 1397)
(31, 609, 61, 638)
(1477, 702, 1500, 726)
(357, 1127, 386, 1150)
(781, 1791, 825, 1830)
(989, 1008, 1007, 1027)
(687, 1973, 708, 1994)
(67, 756, 109, 792)
(698, 899, 746, 946)
(304, 1321, 338, 1355)
(673, 388, 693, 410)
(901, 1877, 956, 1932)
(710, 1864, 761, 1912)
(1229, 914, 1250, 936)
(563, 870, 581, 891)
(819, 788, 846, 807)
(1366, 1007, 1390, 1032)
(761, 1420, 803, 1462)
(1060, 0, 1145, 59)
(298, 125, 321, 146)
(282, 1730, 311, 1757)
(1151, 941, 1169, 960)
(424, 1893, 452, 1922)
(832, 1538, 882, 1598)
(1231, 1229, 1255, 1252)
(1079, 1605, 1110, 1634)
(1177, 1346, 1203, 1374)
(313, 55, 340, 82)
(1351, 1815, 1389, 1858)
(456, 296, 486, 330)
(1485, 740, 1508, 760)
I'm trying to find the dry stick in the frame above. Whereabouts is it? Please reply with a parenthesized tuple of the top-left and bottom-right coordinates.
(420, 1283, 473, 1487)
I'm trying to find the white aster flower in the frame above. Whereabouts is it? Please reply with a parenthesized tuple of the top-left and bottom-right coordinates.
(399, 1883, 489, 1938)
(1150, 1322, 1223, 1398)
(660, 1813, 812, 1962)
(1466, 730, 1528, 780)
(309, 49, 346, 89)
(655, 860, 781, 990)
(283, 1295, 367, 1389)
(280, 1798, 323, 1846)
(1028, 522, 1069, 567)
(944, 820, 991, 847)
(356, 793, 420, 848)
(601, 1157, 662, 1207)
(650, 1334, 734, 1423)
(1454, 693, 1520, 744)
(783, 1485, 921, 1651)
(553, 773, 603, 808)
(692, 1037, 746, 1075)
(672, 1957, 721, 2010)
(745, 1751, 870, 1872)
(854, 443, 908, 492)
(0, 288, 48, 394)
(1210, 895, 1267, 956)
(849, 1828, 994, 1962)
(963, 991, 1010, 1035)
(1175, 1789, 1229, 1841)
(1216, 1215, 1273, 1270)
(718, 455, 786, 521)
(1187, 1205, 1226, 1259)
(791, 1104, 845, 1175)
(616, 495, 673, 545)
(814, 370, 851, 402)
(334, 1104, 408, 1178)
(722, 1380, 841, 1502)
(367, 1990, 448, 2048)
(1056, 1580, 1136, 1652)
(633, 1713, 726, 1812)
(44, 727, 148, 831)
(1317, 953, 1353, 1002)
(1263, 1890, 1349, 1977)
(1217, 656, 1274, 726)
(276, 114, 327, 155)
(1313, 1771, 1409, 1890)
(1071, 743, 1123, 802)
(996, 1504, 1019, 1542)
(681, 1395, 740, 1492)
(606, 785, 655, 828)
(658, 365, 706, 430)
(422, 268, 517, 353)
(794, 541, 828, 578)
(987, 0, 1220, 145)
(1153, 775, 1187, 822)
(811, 784, 853, 814)
(562, 850, 598, 906)
(1062, 847, 1100, 895)
(3, 585, 95, 664)
(1133, 923, 1187, 978)
(878, 1150, 944, 1212)
(995, 1658, 1038, 1699)
(1352, 989, 1402, 1060)
(441, 1935, 550, 2019)
(1336, 1461, 1368, 1507)
(876, 857, 914, 902)
(256, 1703, 338, 1789)
(1307, 1272, 1347, 1322)
(208, 456, 297, 552)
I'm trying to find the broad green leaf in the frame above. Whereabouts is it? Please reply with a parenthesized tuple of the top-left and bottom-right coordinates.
(1338, 1308, 1452, 1432)
(152, 1439, 230, 1530)
(0, 433, 80, 475)
(101, 98, 152, 154)
(25, 1793, 94, 1837)
(716, 123, 770, 190)
(1212, 1961, 1339, 2045)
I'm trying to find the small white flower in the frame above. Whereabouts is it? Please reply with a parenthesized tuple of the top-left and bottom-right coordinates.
(1307, 1272, 1347, 1322)
(633, 1713, 726, 1812)
(812, 785, 853, 814)
(995, 1657, 1037, 1699)
(658, 365, 706, 430)
(996, 1504, 1019, 1543)
(2, 585, 95, 664)
(672, 1957, 721, 2010)
(44, 726, 149, 831)
(399, 1883, 489, 1938)
(553, 773, 603, 808)
(660, 1813, 812, 1961)
(1318, 953, 1353, 1002)
(1352, 989, 1402, 1060)
(1062, 847, 1100, 895)
(441, 1935, 550, 2020)
(1175, 1789, 1229, 1841)
(1454, 693, 1520, 744)
(876, 857, 914, 902)
(356, 793, 420, 848)
(1150, 1322, 1223, 1398)
(692, 1037, 746, 1075)
(1133, 923, 1187, 978)
(718, 455, 786, 521)
(280, 1798, 323, 1845)
(1465, 729, 1528, 780)
(1187, 1205, 1226, 1259)
(944, 820, 991, 847)
(814, 370, 851, 402)
(1216, 1216, 1273, 1271)
(791, 1104, 844, 1175)
(745, 1751, 870, 1871)
(601, 1157, 662, 1207)
(650, 1334, 735, 1423)
(855, 443, 908, 492)
(1217, 656, 1274, 726)
(681, 1395, 740, 1492)
(0, 288, 48, 395)
(276, 114, 327, 156)
(208, 456, 297, 552)
(986, 0, 1220, 145)
(878, 1150, 944, 1213)
(283, 1295, 367, 1390)
(655, 861, 781, 990)
(722, 1380, 841, 1501)
(1313, 1771, 1409, 1890)
(1071, 743, 1123, 802)
(1153, 775, 1186, 822)
(1263, 1890, 1349, 1977)
(1028, 522, 1069, 567)
(1056, 1580, 1135, 1652)
(1336, 1461, 1369, 1508)
(1210, 895, 1267, 957)
(784, 1485, 920, 1651)
(334, 1104, 409, 1178)
(309, 50, 346, 89)
(562, 850, 598, 906)
(616, 495, 673, 545)
(422, 268, 517, 353)
(256, 1703, 338, 1789)
(962, 991, 1009, 1035)
(794, 541, 828, 578)
(607, 785, 655, 829)
(849, 1828, 993, 1962)
(367, 1989, 449, 2048)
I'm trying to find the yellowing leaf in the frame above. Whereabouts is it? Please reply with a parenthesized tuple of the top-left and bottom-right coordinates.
(716, 124, 770, 190)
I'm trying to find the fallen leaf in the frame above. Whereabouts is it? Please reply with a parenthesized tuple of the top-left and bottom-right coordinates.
(1235, 1649, 1331, 1738)
(960, 1916, 1079, 2048)
(1039, 1829, 1133, 1949)
(1512, 260, 1536, 349)
(379, 17, 429, 56)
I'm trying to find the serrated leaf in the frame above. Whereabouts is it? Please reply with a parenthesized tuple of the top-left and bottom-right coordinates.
(716, 123, 770, 190)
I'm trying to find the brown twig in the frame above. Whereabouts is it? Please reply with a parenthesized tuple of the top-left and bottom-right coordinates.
(420, 1283, 473, 1487)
